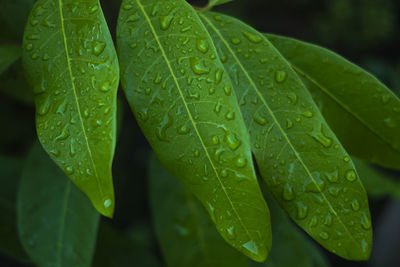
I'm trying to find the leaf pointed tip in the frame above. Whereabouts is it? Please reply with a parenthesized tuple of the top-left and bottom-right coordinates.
(240, 240, 270, 262)
(93, 195, 115, 218)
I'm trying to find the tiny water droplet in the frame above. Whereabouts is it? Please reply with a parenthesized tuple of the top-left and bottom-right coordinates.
(64, 166, 74, 175)
(351, 199, 360, 211)
(360, 213, 371, 230)
(235, 156, 247, 168)
(230, 38, 241, 45)
(296, 201, 308, 219)
(319, 231, 329, 240)
(243, 31, 262, 43)
(160, 15, 173, 30)
(104, 199, 112, 208)
(196, 37, 209, 53)
(92, 41, 106, 56)
(225, 132, 241, 151)
(189, 57, 210, 75)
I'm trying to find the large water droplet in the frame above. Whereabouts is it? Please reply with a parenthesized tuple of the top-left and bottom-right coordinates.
(156, 113, 173, 141)
(296, 201, 308, 219)
(241, 241, 258, 256)
(319, 231, 329, 240)
(196, 37, 209, 53)
(282, 183, 294, 200)
(225, 132, 241, 151)
(235, 156, 247, 168)
(159, 15, 173, 30)
(345, 169, 357, 182)
(351, 199, 360, 211)
(361, 213, 371, 230)
(189, 57, 210, 75)
(243, 31, 262, 43)
(92, 41, 106, 56)
(275, 70, 287, 83)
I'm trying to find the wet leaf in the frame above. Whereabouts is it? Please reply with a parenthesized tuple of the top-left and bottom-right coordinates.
(353, 157, 400, 199)
(208, 0, 233, 9)
(0, 155, 29, 262)
(201, 11, 372, 260)
(149, 154, 249, 267)
(22, 0, 119, 217)
(0, 45, 21, 75)
(17, 142, 100, 267)
(252, 190, 330, 267)
(266, 34, 400, 170)
(117, 0, 271, 261)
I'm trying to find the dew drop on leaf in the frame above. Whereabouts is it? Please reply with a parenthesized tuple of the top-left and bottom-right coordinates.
(345, 169, 357, 182)
(275, 70, 287, 83)
(242, 31, 262, 43)
(282, 183, 294, 201)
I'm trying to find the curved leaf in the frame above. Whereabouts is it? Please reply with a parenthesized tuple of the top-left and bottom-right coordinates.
(266, 34, 400, 170)
(0, 45, 21, 75)
(201, 11, 372, 260)
(149, 154, 249, 267)
(17, 142, 100, 267)
(353, 157, 400, 199)
(22, 0, 119, 217)
(117, 0, 271, 261)
(208, 0, 233, 9)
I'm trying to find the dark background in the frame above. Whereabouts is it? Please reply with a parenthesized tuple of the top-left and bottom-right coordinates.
(1, 0, 400, 266)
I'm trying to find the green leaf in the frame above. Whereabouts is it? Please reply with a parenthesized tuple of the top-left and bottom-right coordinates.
(117, 0, 271, 261)
(149, 153, 249, 267)
(353, 157, 400, 199)
(265, 33, 400, 170)
(208, 0, 233, 9)
(17, 142, 100, 267)
(0, 45, 21, 75)
(93, 222, 161, 267)
(252, 190, 329, 267)
(22, 0, 120, 217)
(201, 12, 372, 260)
(0, 155, 29, 262)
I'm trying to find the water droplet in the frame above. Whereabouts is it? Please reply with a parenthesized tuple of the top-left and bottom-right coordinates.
(126, 12, 140, 22)
(226, 226, 236, 239)
(189, 57, 210, 75)
(326, 169, 339, 183)
(156, 113, 173, 142)
(104, 199, 112, 208)
(225, 111, 235, 120)
(223, 85, 231, 96)
(89, 5, 98, 13)
(225, 132, 241, 151)
(328, 186, 340, 197)
(343, 156, 350, 162)
(282, 183, 294, 200)
(235, 156, 247, 168)
(123, 4, 132, 10)
(92, 41, 106, 56)
(253, 113, 268, 125)
(319, 231, 329, 240)
(177, 124, 190, 134)
(324, 213, 332, 226)
(345, 169, 357, 182)
(212, 135, 219, 145)
(351, 199, 360, 211)
(220, 169, 228, 177)
(159, 15, 173, 30)
(64, 166, 74, 175)
(26, 43, 33, 51)
(275, 70, 287, 83)
(214, 101, 222, 114)
(215, 69, 224, 84)
(38, 96, 51, 115)
(296, 202, 308, 219)
(196, 37, 209, 53)
(286, 119, 293, 129)
(243, 31, 262, 43)
(384, 117, 396, 128)
(230, 38, 241, 45)
(100, 81, 112, 92)
(27, 34, 40, 40)
(360, 213, 371, 230)
(302, 110, 313, 118)
(242, 241, 258, 256)
(310, 124, 332, 148)
(70, 138, 76, 157)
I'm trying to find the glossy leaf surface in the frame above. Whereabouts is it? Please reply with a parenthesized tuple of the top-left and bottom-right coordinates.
(252, 190, 329, 267)
(149, 154, 249, 267)
(353, 157, 400, 199)
(0, 45, 21, 75)
(22, 0, 119, 217)
(117, 0, 271, 261)
(266, 34, 400, 170)
(18, 142, 100, 267)
(208, 0, 233, 8)
(0, 155, 29, 262)
(201, 11, 372, 260)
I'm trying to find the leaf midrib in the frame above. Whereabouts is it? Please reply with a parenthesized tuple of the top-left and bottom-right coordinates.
(201, 13, 360, 248)
(58, 0, 102, 196)
(290, 63, 400, 154)
(136, 0, 254, 244)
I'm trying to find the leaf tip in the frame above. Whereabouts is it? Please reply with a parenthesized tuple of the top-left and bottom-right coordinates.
(240, 239, 270, 262)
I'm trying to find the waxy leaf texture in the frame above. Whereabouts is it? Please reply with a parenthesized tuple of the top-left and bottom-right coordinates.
(117, 0, 271, 261)
(267, 34, 400, 170)
(201, 11, 372, 260)
(22, 0, 119, 217)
